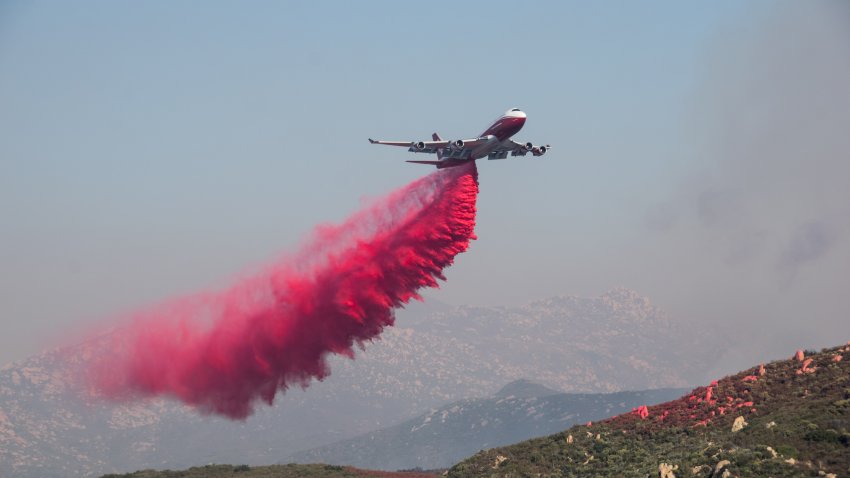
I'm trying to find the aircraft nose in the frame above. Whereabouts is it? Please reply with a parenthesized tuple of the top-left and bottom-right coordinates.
(507, 108, 527, 119)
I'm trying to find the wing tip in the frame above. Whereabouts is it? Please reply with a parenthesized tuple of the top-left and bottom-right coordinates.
(368, 138, 376, 144)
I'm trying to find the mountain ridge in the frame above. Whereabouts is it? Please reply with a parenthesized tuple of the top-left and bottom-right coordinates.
(494, 379, 562, 399)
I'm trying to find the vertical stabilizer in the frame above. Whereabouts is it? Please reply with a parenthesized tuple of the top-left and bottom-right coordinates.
(433, 132, 443, 159)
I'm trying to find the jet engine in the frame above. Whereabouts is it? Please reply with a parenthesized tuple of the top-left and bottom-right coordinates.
(532, 146, 548, 156)
(525, 142, 534, 152)
(413, 141, 426, 150)
(452, 139, 465, 150)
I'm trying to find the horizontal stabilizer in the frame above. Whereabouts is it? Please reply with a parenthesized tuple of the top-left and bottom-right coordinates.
(406, 159, 472, 169)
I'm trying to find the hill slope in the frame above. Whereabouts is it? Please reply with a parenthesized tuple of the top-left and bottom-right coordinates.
(286, 380, 686, 470)
(449, 343, 850, 477)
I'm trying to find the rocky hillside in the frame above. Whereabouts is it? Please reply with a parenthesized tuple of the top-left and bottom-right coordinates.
(0, 289, 720, 477)
(449, 343, 850, 477)
(286, 380, 686, 470)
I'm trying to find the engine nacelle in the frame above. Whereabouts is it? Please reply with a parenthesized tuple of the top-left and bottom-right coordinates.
(413, 141, 426, 150)
(525, 142, 534, 152)
(532, 146, 547, 156)
(452, 139, 465, 150)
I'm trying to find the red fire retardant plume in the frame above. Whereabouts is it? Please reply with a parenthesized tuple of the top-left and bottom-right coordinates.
(90, 163, 478, 419)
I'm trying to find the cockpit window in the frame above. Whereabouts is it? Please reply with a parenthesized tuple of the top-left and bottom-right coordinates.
(510, 108, 521, 112)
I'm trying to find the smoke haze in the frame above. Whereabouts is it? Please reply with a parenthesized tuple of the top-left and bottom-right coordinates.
(643, 2, 850, 367)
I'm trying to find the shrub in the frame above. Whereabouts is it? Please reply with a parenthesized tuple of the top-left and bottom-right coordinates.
(774, 445, 798, 458)
(805, 428, 841, 444)
(733, 448, 756, 467)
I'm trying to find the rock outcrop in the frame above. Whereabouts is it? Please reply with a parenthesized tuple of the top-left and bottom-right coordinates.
(658, 462, 677, 478)
(731, 416, 747, 432)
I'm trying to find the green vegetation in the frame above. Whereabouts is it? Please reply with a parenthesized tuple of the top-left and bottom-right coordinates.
(100, 463, 438, 478)
(448, 344, 850, 477)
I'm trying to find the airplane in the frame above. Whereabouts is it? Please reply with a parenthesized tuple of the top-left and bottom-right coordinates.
(368, 108, 551, 169)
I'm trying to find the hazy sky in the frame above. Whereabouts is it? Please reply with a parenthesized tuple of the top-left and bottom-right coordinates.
(2, 1, 848, 368)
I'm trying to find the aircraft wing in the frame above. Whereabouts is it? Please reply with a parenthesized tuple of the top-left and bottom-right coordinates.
(505, 139, 552, 155)
(368, 139, 448, 148)
(368, 137, 490, 154)
(368, 138, 448, 154)
(485, 139, 552, 159)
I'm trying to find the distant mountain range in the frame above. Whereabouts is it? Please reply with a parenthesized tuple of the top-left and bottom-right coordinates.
(449, 343, 850, 477)
(0, 288, 722, 477)
(285, 379, 687, 470)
